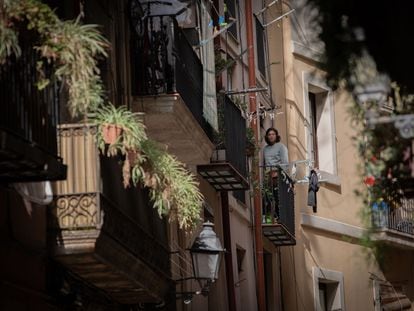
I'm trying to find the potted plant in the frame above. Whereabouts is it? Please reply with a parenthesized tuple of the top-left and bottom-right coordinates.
(91, 104, 147, 156)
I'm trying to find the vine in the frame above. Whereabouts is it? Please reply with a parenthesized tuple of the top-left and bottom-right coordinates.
(351, 81, 414, 266)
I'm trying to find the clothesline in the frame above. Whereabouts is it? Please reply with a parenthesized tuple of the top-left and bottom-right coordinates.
(259, 159, 328, 184)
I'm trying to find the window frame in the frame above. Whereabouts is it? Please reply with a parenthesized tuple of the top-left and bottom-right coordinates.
(308, 91, 320, 169)
(254, 15, 267, 79)
(303, 72, 339, 185)
(225, 0, 239, 41)
(313, 267, 345, 311)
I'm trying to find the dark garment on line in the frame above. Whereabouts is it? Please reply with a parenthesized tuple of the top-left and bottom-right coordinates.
(307, 169, 319, 213)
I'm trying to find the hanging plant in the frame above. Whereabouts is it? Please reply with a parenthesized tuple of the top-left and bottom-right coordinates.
(0, 0, 108, 117)
(90, 104, 148, 189)
(91, 104, 203, 229)
(102, 124, 123, 145)
(139, 140, 203, 230)
(92, 104, 147, 156)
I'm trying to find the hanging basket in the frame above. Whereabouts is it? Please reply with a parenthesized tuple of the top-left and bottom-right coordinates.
(102, 124, 123, 145)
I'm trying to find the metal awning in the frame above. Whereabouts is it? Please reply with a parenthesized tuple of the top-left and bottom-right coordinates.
(197, 163, 249, 191)
(262, 223, 296, 246)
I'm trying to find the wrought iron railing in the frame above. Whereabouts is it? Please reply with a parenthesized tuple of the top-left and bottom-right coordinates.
(372, 199, 414, 235)
(0, 29, 59, 156)
(262, 166, 295, 235)
(51, 124, 170, 274)
(224, 96, 247, 178)
(223, 96, 247, 201)
(130, 15, 205, 131)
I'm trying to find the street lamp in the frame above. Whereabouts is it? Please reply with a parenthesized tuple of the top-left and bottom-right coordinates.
(175, 221, 225, 304)
(190, 221, 225, 284)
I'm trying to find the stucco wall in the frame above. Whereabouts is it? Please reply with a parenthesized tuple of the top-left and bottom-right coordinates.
(266, 1, 401, 310)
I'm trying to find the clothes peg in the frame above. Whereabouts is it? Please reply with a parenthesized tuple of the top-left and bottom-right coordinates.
(218, 15, 227, 26)
(291, 163, 297, 179)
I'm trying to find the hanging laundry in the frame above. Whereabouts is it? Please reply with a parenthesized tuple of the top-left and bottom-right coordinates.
(307, 169, 319, 213)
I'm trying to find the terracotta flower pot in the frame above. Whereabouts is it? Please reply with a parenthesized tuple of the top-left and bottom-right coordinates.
(102, 124, 122, 145)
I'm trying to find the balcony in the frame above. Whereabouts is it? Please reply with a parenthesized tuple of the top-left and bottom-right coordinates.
(372, 199, 414, 248)
(48, 124, 172, 304)
(198, 95, 248, 192)
(261, 167, 296, 246)
(0, 30, 66, 182)
(130, 14, 214, 165)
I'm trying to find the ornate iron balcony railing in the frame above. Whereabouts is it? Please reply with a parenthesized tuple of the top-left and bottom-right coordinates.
(372, 199, 414, 235)
(0, 29, 65, 181)
(0, 30, 59, 156)
(223, 95, 247, 179)
(49, 124, 172, 303)
(130, 14, 205, 132)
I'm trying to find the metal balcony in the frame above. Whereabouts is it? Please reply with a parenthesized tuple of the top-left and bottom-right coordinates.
(261, 167, 296, 246)
(0, 30, 66, 182)
(198, 95, 248, 192)
(130, 14, 204, 129)
(372, 198, 414, 248)
(130, 14, 214, 165)
(197, 94, 249, 196)
(48, 124, 172, 304)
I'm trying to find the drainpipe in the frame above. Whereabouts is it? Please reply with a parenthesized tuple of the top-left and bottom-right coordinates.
(244, 0, 266, 310)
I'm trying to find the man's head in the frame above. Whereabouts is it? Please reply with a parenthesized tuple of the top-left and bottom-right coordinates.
(265, 128, 281, 145)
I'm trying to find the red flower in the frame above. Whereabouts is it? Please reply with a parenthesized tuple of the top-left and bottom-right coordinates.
(364, 175, 375, 186)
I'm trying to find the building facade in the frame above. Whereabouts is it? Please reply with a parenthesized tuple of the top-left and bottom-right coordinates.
(0, 0, 257, 310)
(266, 0, 414, 310)
(2, 0, 413, 311)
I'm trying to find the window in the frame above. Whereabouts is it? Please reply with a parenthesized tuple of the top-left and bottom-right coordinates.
(313, 267, 345, 311)
(236, 247, 246, 273)
(203, 201, 214, 223)
(308, 92, 319, 168)
(304, 73, 338, 182)
(318, 282, 328, 311)
(255, 16, 266, 78)
(225, 0, 238, 40)
(234, 190, 245, 203)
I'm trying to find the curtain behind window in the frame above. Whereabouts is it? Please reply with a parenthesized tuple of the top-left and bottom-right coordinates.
(199, 0, 218, 131)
